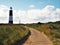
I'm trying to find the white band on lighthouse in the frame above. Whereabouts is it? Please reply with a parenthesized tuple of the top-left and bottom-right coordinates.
(9, 16, 13, 21)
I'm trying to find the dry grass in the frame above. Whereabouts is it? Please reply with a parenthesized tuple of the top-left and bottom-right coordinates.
(0, 24, 29, 45)
(26, 22, 60, 45)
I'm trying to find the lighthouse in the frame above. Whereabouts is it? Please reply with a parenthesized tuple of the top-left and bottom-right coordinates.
(9, 7, 13, 24)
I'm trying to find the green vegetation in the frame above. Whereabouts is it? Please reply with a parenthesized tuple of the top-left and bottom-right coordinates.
(26, 21, 60, 45)
(0, 24, 29, 45)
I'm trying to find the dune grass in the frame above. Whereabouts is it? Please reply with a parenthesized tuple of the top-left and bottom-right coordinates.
(0, 24, 29, 45)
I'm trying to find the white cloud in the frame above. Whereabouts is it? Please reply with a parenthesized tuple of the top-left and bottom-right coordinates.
(21, 5, 60, 23)
(29, 5, 35, 9)
(0, 5, 60, 24)
(0, 5, 9, 23)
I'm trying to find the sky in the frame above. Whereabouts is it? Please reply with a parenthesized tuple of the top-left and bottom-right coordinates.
(0, 0, 60, 24)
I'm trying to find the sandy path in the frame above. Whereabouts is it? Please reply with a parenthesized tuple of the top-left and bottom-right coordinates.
(23, 27, 53, 45)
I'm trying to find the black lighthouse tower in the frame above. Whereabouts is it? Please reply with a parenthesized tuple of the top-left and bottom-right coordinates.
(9, 7, 13, 24)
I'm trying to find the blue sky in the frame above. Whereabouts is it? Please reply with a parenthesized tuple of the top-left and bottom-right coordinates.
(0, 0, 60, 10)
(0, 0, 60, 24)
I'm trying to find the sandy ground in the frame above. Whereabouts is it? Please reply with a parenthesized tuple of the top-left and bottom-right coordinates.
(23, 27, 53, 45)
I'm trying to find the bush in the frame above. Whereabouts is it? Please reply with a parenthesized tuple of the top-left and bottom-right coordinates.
(55, 33, 60, 39)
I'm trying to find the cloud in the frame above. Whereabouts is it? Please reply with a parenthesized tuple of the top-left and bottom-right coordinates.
(0, 5, 9, 23)
(0, 5, 60, 24)
(29, 5, 35, 9)
(18, 5, 60, 23)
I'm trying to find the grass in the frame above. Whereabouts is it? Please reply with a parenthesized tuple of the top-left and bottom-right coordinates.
(0, 24, 29, 45)
(26, 21, 60, 45)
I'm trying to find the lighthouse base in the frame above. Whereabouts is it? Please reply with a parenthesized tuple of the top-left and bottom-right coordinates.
(9, 21, 13, 24)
